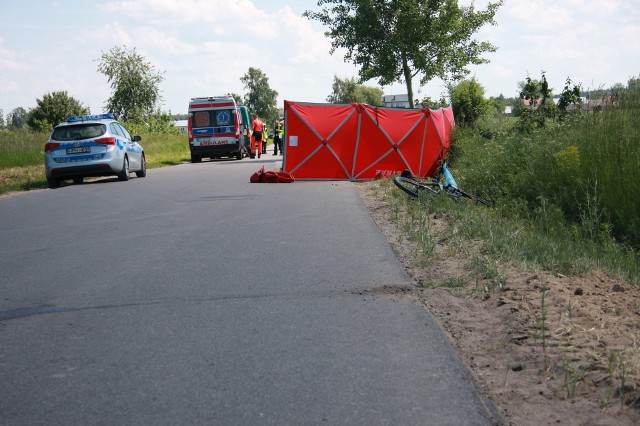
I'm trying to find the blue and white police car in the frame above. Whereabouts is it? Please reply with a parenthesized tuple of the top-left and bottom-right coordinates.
(44, 113, 146, 188)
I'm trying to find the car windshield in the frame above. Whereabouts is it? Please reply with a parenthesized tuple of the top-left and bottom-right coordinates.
(52, 124, 107, 141)
(192, 109, 235, 128)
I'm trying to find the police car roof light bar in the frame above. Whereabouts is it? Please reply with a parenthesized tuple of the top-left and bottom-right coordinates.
(66, 113, 115, 123)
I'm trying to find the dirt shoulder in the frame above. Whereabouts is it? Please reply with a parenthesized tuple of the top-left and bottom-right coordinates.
(355, 180, 640, 426)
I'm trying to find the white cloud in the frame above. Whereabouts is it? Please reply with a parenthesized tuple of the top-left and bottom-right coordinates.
(507, 1, 573, 30)
(133, 27, 197, 55)
(0, 40, 29, 72)
(81, 22, 134, 46)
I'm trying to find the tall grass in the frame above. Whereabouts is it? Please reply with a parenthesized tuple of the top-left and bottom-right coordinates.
(0, 130, 49, 168)
(452, 101, 640, 249)
(382, 174, 640, 284)
(138, 133, 190, 165)
(576, 106, 640, 245)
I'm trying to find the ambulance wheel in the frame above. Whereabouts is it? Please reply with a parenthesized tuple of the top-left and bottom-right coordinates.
(191, 154, 201, 163)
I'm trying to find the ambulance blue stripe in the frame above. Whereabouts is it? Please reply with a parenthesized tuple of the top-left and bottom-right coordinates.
(193, 126, 235, 134)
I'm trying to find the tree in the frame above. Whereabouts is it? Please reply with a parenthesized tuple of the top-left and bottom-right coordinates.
(358, 85, 384, 106)
(448, 77, 490, 126)
(418, 96, 449, 110)
(556, 77, 582, 120)
(125, 108, 178, 135)
(628, 76, 640, 95)
(27, 91, 89, 132)
(327, 75, 358, 104)
(96, 45, 164, 122)
(489, 94, 507, 116)
(229, 93, 243, 106)
(240, 67, 278, 124)
(6, 107, 28, 130)
(304, 0, 502, 108)
(516, 71, 555, 132)
(327, 75, 383, 105)
(0, 108, 5, 128)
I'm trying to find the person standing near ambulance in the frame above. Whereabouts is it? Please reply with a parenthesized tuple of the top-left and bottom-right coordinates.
(262, 124, 268, 155)
(251, 114, 265, 159)
(272, 118, 282, 155)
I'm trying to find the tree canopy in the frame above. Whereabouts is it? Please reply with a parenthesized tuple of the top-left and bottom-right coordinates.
(27, 91, 89, 132)
(448, 77, 490, 126)
(327, 75, 383, 105)
(304, 0, 502, 108)
(6, 107, 28, 130)
(240, 67, 278, 124)
(96, 45, 164, 122)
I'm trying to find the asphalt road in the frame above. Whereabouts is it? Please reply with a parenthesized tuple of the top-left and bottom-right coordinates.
(0, 156, 499, 425)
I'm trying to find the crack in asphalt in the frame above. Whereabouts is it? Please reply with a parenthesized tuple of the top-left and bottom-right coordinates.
(0, 286, 411, 321)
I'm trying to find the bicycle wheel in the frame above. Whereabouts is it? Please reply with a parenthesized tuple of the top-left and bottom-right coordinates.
(448, 188, 490, 206)
(392, 176, 441, 198)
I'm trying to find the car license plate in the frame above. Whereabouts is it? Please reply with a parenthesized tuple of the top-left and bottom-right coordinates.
(195, 137, 212, 143)
(66, 146, 91, 154)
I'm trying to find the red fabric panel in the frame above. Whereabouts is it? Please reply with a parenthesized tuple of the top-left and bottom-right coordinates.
(422, 111, 443, 178)
(354, 106, 431, 179)
(284, 102, 355, 179)
(442, 106, 454, 149)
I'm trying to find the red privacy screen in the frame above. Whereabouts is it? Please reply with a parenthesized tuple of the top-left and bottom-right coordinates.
(282, 101, 454, 180)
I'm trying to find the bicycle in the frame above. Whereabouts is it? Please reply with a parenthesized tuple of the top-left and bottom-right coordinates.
(392, 160, 490, 206)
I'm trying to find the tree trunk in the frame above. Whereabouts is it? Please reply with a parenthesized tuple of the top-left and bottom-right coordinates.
(402, 53, 414, 108)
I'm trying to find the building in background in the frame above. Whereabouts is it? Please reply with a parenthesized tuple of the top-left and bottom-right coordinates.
(174, 120, 188, 133)
(382, 94, 410, 108)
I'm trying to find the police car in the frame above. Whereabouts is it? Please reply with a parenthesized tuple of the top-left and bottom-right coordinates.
(44, 113, 146, 188)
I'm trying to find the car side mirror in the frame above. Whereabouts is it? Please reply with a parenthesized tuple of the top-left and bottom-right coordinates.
(133, 135, 142, 142)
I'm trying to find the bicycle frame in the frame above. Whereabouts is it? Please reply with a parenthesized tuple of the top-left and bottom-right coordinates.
(392, 160, 490, 206)
(441, 160, 458, 190)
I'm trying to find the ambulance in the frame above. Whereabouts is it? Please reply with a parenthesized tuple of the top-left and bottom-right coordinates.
(187, 96, 246, 162)
(239, 105, 254, 157)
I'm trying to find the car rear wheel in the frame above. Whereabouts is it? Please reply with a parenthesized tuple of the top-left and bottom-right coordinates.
(191, 154, 201, 163)
(135, 154, 147, 177)
(47, 178, 60, 189)
(118, 156, 130, 181)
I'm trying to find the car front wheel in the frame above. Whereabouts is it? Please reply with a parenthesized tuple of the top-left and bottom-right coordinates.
(118, 156, 130, 181)
(135, 154, 146, 177)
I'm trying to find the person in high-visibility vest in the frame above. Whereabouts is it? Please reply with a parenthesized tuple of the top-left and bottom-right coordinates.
(262, 124, 268, 155)
(251, 114, 265, 158)
(273, 118, 284, 155)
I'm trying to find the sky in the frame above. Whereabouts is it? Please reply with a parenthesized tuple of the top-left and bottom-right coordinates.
(1, 0, 639, 116)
